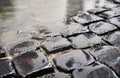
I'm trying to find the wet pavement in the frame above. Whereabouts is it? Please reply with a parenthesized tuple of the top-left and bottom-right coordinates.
(0, 0, 120, 78)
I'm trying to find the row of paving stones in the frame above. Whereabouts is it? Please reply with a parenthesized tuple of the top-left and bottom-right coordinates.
(0, 1, 120, 78)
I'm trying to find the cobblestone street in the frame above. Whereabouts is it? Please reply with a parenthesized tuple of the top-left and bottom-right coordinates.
(0, 0, 120, 78)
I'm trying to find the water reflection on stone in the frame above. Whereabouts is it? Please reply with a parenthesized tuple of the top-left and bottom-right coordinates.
(66, 0, 83, 23)
(0, 0, 89, 44)
(13, 51, 53, 77)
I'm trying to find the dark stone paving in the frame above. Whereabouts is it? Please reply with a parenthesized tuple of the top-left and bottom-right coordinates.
(13, 51, 53, 78)
(0, 59, 15, 78)
(98, 7, 120, 19)
(90, 46, 120, 64)
(103, 31, 120, 48)
(72, 13, 103, 25)
(0, 1, 120, 78)
(69, 33, 104, 48)
(60, 23, 89, 37)
(72, 63, 116, 78)
(41, 38, 71, 54)
(54, 50, 95, 72)
(109, 57, 120, 76)
(109, 17, 120, 28)
(7, 39, 40, 57)
(89, 21, 117, 35)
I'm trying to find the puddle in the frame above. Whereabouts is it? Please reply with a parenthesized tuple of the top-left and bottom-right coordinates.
(0, 0, 99, 44)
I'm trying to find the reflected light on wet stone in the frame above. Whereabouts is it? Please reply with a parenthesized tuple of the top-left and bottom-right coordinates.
(13, 51, 53, 78)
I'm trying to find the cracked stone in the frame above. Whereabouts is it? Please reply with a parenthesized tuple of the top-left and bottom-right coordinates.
(103, 31, 120, 48)
(69, 33, 104, 49)
(91, 46, 120, 65)
(72, 63, 116, 78)
(54, 50, 95, 72)
(13, 51, 53, 78)
(7, 39, 40, 57)
(72, 13, 103, 25)
(89, 21, 117, 35)
(109, 57, 120, 76)
(41, 38, 71, 54)
(0, 59, 15, 78)
(60, 23, 89, 37)
(41, 72, 70, 78)
(109, 17, 120, 28)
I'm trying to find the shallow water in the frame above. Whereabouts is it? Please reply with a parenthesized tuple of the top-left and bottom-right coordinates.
(0, 0, 95, 44)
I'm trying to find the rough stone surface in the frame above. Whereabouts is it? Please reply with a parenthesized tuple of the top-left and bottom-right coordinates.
(72, 13, 103, 25)
(69, 33, 104, 48)
(0, 1, 120, 78)
(109, 57, 120, 76)
(87, 8, 109, 15)
(7, 39, 40, 57)
(98, 7, 120, 18)
(109, 17, 120, 28)
(89, 21, 117, 35)
(42, 38, 71, 54)
(91, 46, 120, 64)
(41, 72, 70, 78)
(0, 59, 15, 78)
(60, 23, 89, 37)
(72, 63, 116, 78)
(13, 51, 53, 78)
(104, 2, 118, 9)
(103, 31, 120, 48)
(54, 50, 95, 72)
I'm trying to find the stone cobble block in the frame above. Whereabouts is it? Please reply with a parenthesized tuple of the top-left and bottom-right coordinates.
(13, 51, 53, 78)
(60, 23, 89, 37)
(109, 17, 120, 28)
(103, 31, 120, 48)
(72, 13, 103, 25)
(69, 33, 104, 49)
(91, 46, 120, 64)
(72, 63, 116, 78)
(89, 21, 117, 35)
(54, 50, 95, 72)
(42, 38, 71, 54)
(7, 39, 40, 57)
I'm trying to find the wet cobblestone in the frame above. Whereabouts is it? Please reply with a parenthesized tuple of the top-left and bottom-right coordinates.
(41, 38, 71, 54)
(89, 21, 117, 35)
(0, 0, 120, 78)
(109, 17, 120, 28)
(72, 63, 116, 78)
(54, 50, 95, 72)
(72, 13, 103, 25)
(69, 33, 104, 49)
(103, 31, 120, 48)
(13, 51, 53, 78)
(0, 59, 15, 78)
